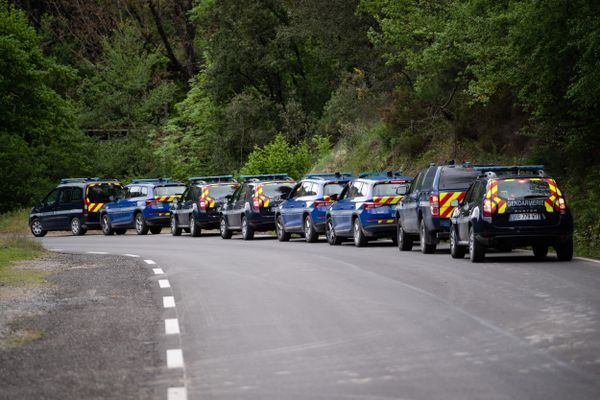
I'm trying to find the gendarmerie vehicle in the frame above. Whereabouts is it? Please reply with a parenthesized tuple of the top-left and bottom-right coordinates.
(29, 177, 122, 236)
(449, 165, 574, 262)
(170, 175, 240, 237)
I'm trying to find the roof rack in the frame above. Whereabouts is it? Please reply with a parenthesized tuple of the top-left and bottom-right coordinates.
(188, 175, 237, 184)
(60, 177, 119, 184)
(461, 162, 497, 168)
(473, 165, 546, 178)
(239, 174, 292, 182)
(130, 178, 183, 184)
(304, 172, 353, 180)
(358, 171, 407, 179)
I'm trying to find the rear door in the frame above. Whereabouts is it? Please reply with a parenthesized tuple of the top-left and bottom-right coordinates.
(55, 187, 84, 229)
(399, 170, 425, 232)
(371, 181, 409, 223)
(333, 181, 363, 233)
(437, 167, 478, 219)
(178, 188, 194, 226)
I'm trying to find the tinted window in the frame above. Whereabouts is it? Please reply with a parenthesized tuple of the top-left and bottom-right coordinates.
(323, 183, 345, 197)
(44, 189, 60, 206)
(87, 184, 122, 202)
(261, 183, 294, 199)
(346, 182, 362, 198)
(496, 179, 551, 199)
(183, 189, 194, 201)
(373, 182, 410, 196)
(438, 168, 478, 191)
(71, 187, 83, 201)
(58, 187, 72, 204)
(206, 184, 238, 200)
(411, 170, 426, 192)
(154, 185, 186, 196)
(420, 167, 437, 191)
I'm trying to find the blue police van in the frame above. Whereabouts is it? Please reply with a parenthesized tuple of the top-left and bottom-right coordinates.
(100, 178, 186, 235)
(326, 172, 413, 247)
(275, 172, 353, 242)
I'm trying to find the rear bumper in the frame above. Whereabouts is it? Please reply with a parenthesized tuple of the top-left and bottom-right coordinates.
(363, 222, 396, 237)
(195, 212, 220, 229)
(146, 214, 171, 227)
(247, 213, 276, 231)
(474, 221, 573, 247)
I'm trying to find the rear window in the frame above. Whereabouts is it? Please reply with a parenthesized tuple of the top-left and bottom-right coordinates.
(154, 185, 186, 196)
(206, 184, 238, 199)
(373, 182, 410, 196)
(86, 183, 122, 203)
(439, 168, 478, 191)
(496, 179, 551, 200)
(261, 183, 294, 199)
(323, 183, 345, 197)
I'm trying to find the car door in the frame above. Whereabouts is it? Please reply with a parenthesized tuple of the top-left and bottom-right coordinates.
(400, 170, 424, 233)
(279, 182, 301, 228)
(334, 182, 362, 234)
(457, 183, 476, 241)
(37, 189, 61, 229)
(177, 188, 192, 226)
(54, 187, 79, 229)
(108, 187, 129, 225)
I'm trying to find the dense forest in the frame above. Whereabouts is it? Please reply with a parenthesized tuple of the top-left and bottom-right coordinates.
(1, 0, 598, 255)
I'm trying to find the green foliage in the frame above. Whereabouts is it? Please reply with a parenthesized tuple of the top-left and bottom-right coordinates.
(240, 134, 312, 179)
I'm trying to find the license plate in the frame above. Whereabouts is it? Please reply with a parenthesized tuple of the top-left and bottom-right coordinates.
(509, 213, 541, 221)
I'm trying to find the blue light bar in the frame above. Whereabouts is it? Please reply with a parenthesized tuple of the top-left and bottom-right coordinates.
(240, 174, 291, 181)
(60, 177, 119, 184)
(188, 175, 236, 183)
(358, 171, 407, 179)
(304, 172, 353, 180)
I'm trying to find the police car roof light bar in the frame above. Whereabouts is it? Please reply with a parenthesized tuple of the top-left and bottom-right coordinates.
(239, 174, 291, 181)
(188, 175, 237, 183)
(130, 177, 177, 184)
(304, 172, 353, 180)
(60, 177, 119, 184)
(358, 171, 404, 179)
(472, 165, 544, 172)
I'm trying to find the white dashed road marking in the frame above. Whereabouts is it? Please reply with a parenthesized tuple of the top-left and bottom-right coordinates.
(87, 251, 108, 254)
(167, 387, 187, 400)
(144, 259, 156, 264)
(123, 254, 140, 258)
(158, 279, 171, 288)
(166, 349, 184, 368)
(163, 296, 176, 308)
(153, 268, 164, 275)
(165, 318, 180, 335)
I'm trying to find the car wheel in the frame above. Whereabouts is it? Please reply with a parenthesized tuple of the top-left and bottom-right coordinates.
(326, 218, 342, 246)
(304, 215, 318, 243)
(171, 216, 182, 236)
(555, 238, 573, 261)
(469, 226, 485, 263)
(241, 216, 254, 240)
(397, 224, 412, 251)
(135, 212, 149, 235)
(30, 219, 47, 237)
(101, 214, 114, 236)
(71, 217, 85, 236)
(419, 219, 436, 254)
(150, 227, 162, 234)
(276, 215, 291, 242)
(220, 216, 232, 239)
(533, 243, 548, 260)
(190, 215, 201, 237)
(353, 218, 367, 247)
(450, 226, 466, 259)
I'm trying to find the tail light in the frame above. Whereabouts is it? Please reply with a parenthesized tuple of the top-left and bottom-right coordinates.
(253, 198, 261, 209)
(145, 199, 160, 207)
(363, 201, 383, 210)
(429, 195, 439, 216)
(483, 199, 493, 217)
(556, 197, 567, 214)
(199, 200, 207, 210)
(314, 200, 333, 209)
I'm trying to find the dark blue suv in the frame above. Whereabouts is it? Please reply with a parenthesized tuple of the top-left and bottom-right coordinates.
(100, 178, 186, 235)
(170, 175, 240, 237)
(275, 172, 353, 242)
(326, 172, 413, 247)
(220, 174, 295, 240)
(30, 178, 122, 237)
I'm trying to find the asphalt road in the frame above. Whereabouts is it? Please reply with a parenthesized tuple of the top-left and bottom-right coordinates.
(41, 232, 600, 400)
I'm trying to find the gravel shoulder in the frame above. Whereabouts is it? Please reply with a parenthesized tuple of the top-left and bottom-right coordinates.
(0, 253, 163, 400)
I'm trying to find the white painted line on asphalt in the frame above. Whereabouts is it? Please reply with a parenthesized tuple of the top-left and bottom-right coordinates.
(165, 318, 180, 335)
(87, 251, 108, 254)
(163, 296, 176, 308)
(167, 387, 187, 400)
(123, 253, 140, 258)
(166, 349, 184, 368)
(144, 259, 156, 264)
(158, 279, 171, 288)
(153, 268, 164, 275)
(48, 248, 63, 252)
(576, 256, 600, 264)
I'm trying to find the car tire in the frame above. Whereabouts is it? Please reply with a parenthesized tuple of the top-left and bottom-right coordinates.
(450, 226, 466, 259)
(419, 219, 436, 254)
(555, 238, 573, 261)
(150, 227, 162, 235)
(101, 214, 114, 236)
(220, 216, 232, 239)
(171, 216, 182, 236)
(326, 217, 342, 246)
(276, 215, 291, 242)
(353, 218, 368, 247)
(71, 217, 85, 236)
(115, 228, 127, 235)
(469, 226, 485, 263)
(30, 219, 47, 237)
(533, 243, 548, 260)
(190, 215, 201, 237)
(135, 212, 149, 235)
(304, 215, 318, 243)
(397, 224, 412, 251)
(241, 216, 254, 240)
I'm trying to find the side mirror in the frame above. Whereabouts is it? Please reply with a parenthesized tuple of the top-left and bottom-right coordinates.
(330, 193, 339, 201)
(450, 199, 460, 207)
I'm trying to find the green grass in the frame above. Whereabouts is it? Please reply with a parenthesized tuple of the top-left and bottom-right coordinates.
(0, 208, 30, 235)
